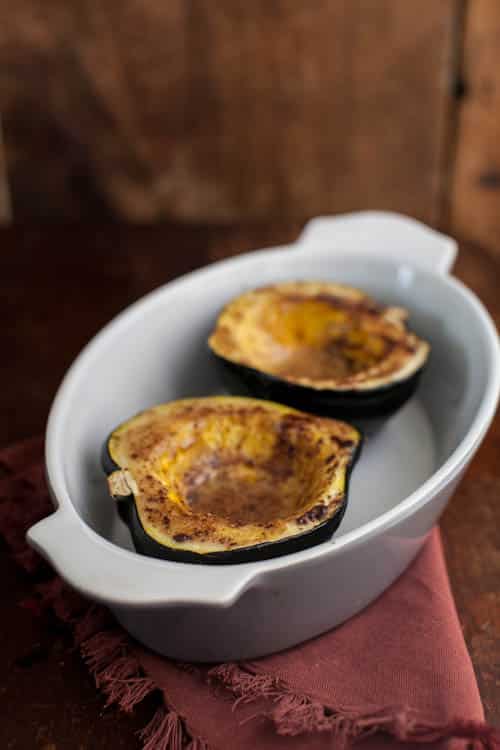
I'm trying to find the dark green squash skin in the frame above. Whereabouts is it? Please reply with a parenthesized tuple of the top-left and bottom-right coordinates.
(211, 352, 426, 422)
(102, 432, 362, 565)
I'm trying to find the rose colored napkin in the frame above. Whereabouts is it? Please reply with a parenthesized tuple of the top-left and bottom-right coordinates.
(1, 437, 498, 750)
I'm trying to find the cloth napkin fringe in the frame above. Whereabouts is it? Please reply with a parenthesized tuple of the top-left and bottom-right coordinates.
(208, 664, 500, 749)
(138, 707, 184, 750)
(137, 706, 210, 750)
(24, 577, 208, 749)
(78, 620, 209, 747)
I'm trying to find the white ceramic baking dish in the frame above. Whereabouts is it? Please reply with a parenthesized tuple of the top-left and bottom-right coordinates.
(28, 212, 500, 662)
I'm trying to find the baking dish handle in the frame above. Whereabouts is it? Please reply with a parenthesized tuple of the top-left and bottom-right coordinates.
(296, 211, 457, 275)
(27, 508, 256, 607)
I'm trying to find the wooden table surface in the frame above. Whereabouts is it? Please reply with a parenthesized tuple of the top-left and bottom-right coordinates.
(1, 223, 499, 749)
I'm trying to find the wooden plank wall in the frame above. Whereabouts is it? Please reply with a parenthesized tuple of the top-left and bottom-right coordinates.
(0, 1, 456, 223)
(450, 0, 500, 251)
(2, 0, 500, 255)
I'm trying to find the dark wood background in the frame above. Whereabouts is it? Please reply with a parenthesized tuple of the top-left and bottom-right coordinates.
(0, 0, 499, 252)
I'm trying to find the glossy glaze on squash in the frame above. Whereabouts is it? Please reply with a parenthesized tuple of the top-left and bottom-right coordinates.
(103, 396, 361, 563)
(208, 282, 429, 419)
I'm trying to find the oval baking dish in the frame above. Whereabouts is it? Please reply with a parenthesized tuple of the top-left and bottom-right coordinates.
(27, 212, 500, 662)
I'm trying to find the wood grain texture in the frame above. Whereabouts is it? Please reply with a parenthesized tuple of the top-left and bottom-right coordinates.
(451, 0, 500, 251)
(0, 1, 456, 221)
(442, 241, 500, 721)
(0, 118, 11, 222)
(0, 224, 498, 750)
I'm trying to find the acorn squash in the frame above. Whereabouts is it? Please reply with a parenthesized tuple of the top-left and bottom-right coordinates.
(208, 281, 430, 420)
(103, 396, 361, 564)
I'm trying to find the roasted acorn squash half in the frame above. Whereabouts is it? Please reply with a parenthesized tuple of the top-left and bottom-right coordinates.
(208, 281, 430, 420)
(103, 396, 361, 564)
